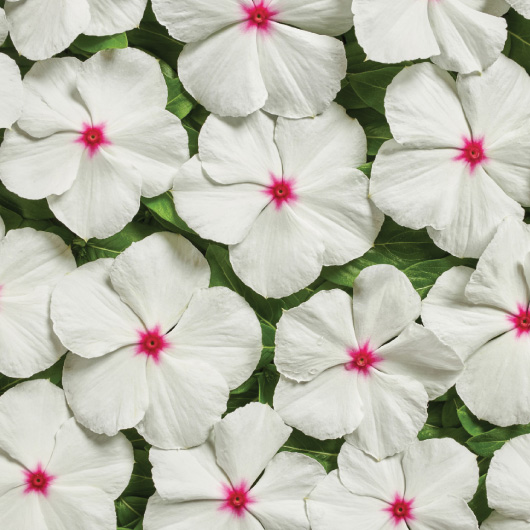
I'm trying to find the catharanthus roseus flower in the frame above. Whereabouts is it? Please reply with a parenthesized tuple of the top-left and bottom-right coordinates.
(273, 264, 463, 459)
(482, 433, 530, 529)
(144, 403, 326, 529)
(370, 56, 530, 258)
(3, 0, 148, 60)
(0, 380, 133, 529)
(423, 217, 530, 427)
(505, 0, 530, 19)
(152, 0, 352, 117)
(51, 232, 262, 449)
(173, 103, 383, 298)
(0, 220, 76, 378)
(352, 0, 508, 73)
(0, 48, 189, 240)
(307, 439, 479, 529)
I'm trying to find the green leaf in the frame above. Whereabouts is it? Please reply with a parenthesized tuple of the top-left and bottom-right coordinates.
(0, 181, 54, 220)
(507, 9, 530, 73)
(468, 475, 492, 524)
(141, 193, 195, 235)
(335, 82, 369, 110)
(351, 108, 392, 155)
(116, 496, 147, 528)
(71, 33, 128, 54)
(467, 424, 530, 457)
(456, 401, 494, 437)
(441, 399, 460, 428)
(258, 364, 279, 406)
(165, 77, 196, 120)
(418, 424, 469, 445)
(121, 449, 155, 498)
(127, 22, 183, 68)
(426, 401, 444, 428)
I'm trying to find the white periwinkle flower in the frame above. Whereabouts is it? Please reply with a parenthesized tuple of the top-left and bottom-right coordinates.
(152, 0, 352, 117)
(370, 56, 530, 258)
(505, 0, 530, 19)
(423, 217, 530, 427)
(144, 403, 325, 530)
(307, 439, 479, 530)
(352, 0, 508, 73)
(51, 232, 262, 449)
(0, 223, 76, 377)
(0, 42, 23, 129)
(0, 48, 189, 240)
(173, 103, 383, 299)
(4, 0, 148, 60)
(0, 380, 134, 529)
(482, 434, 530, 530)
(273, 264, 463, 460)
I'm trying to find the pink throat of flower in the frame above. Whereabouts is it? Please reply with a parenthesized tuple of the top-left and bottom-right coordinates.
(136, 326, 169, 363)
(384, 495, 415, 524)
(76, 123, 111, 157)
(242, 1, 278, 31)
(220, 482, 254, 517)
(454, 137, 487, 173)
(345, 342, 380, 375)
(508, 304, 530, 338)
(24, 464, 54, 496)
(264, 175, 297, 209)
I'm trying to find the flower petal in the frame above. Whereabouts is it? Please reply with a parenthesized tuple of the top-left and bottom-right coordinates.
(0, 8, 7, 45)
(481, 512, 530, 530)
(408, 496, 479, 530)
(0, 488, 45, 529)
(275, 289, 356, 382)
(506, 0, 530, 16)
(109, 232, 210, 332)
(459, 0, 510, 16)
(84, 0, 147, 35)
(0, 453, 24, 497)
(0, 54, 22, 129)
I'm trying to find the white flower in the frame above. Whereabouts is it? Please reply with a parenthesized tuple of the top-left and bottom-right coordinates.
(0, 48, 189, 240)
(481, 434, 530, 530)
(423, 217, 530, 427)
(505, 0, 530, 19)
(370, 56, 530, 258)
(144, 402, 325, 530)
(152, 0, 352, 118)
(0, 45, 23, 129)
(51, 232, 262, 449)
(273, 264, 463, 460)
(4, 0, 148, 60)
(0, 380, 134, 529)
(0, 224, 75, 377)
(352, 0, 508, 74)
(0, 8, 7, 45)
(307, 438, 479, 530)
(173, 103, 383, 298)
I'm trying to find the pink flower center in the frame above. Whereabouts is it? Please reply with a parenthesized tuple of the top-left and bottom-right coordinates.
(345, 342, 381, 375)
(136, 326, 169, 363)
(508, 304, 530, 338)
(455, 137, 487, 173)
(264, 175, 297, 210)
(220, 482, 254, 517)
(242, 1, 278, 31)
(23, 464, 54, 496)
(76, 123, 111, 157)
(384, 495, 415, 524)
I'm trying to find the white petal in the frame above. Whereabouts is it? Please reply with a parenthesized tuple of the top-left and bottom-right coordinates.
(0, 127, 83, 200)
(0, 453, 24, 497)
(173, 156, 269, 245)
(248, 452, 326, 530)
(150, 441, 228, 502)
(0, 54, 23, 129)
(229, 204, 325, 298)
(352, 0, 439, 64)
(487, 433, 530, 520)
(178, 25, 267, 117)
(481, 512, 530, 530)
(47, 418, 133, 499)
(109, 232, 210, 332)
(274, 367, 363, 440)
(422, 266, 512, 361)
(402, 438, 478, 504)
(457, 331, 530, 426)
(0, 488, 47, 529)
(409, 497, 479, 530)
(63, 347, 149, 436)
(275, 289, 356, 382)
(385, 63, 469, 149)
(506, 0, 530, 17)
(258, 23, 346, 118)
(85, 0, 147, 35)
(0, 380, 71, 469)
(47, 148, 142, 240)
(51, 259, 142, 359)
(151, 0, 246, 42)
(18, 57, 89, 138)
(345, 371, 428, 460)
(0, 216, 4, 240)
(214, 403, 292, 487)
(138, 357, 229, 449)
(166, 287, 262, 389)
(459, 0, 510, 15)
(0, 8, 7, 45)
(376, 323, 463, 400)
(428, 0, 507, 73)
(274, 103, 366, 180)
(465, 217, 530, 313)
(352, 265, 421, 350)
(5, 0, 90, 60)
(370, 141, 465, 232)
(338, 443, 404, 504)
